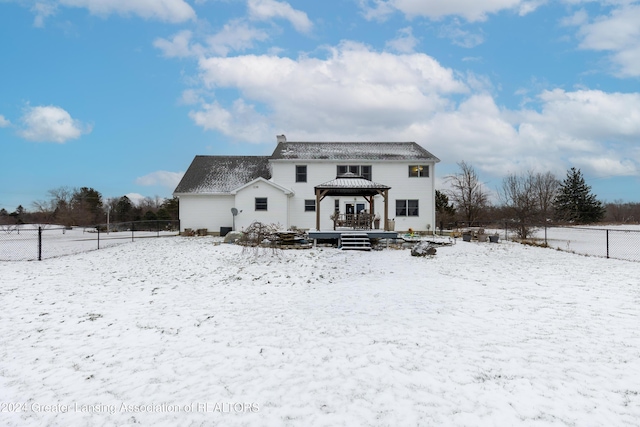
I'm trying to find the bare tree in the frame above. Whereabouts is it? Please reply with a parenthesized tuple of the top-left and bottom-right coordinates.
(532, 171, 559, 220)
(44, 187, 74, 226)
(445, 161, 489, 225)
(605, 200, 640, 224)
(500, 171, 539, 238)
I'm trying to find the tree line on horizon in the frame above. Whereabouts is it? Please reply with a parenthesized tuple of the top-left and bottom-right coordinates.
(1, 165, 638, 233)
(437, 162, 640, 238)
(0, 187, 179, 227)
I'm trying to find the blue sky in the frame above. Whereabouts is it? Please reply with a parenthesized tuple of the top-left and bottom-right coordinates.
(2, 0, 640, 213)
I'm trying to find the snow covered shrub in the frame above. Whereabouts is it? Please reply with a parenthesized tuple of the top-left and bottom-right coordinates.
(238, 221, 282, 256)
(411, 241, 436, 257)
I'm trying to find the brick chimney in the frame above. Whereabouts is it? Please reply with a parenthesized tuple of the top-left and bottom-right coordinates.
(276, 134, 286, 143)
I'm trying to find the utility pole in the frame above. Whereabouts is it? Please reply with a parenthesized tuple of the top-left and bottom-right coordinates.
(106, 205, 111, 234)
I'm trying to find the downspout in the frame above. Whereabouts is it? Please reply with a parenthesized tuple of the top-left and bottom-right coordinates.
(287, 192, 291, 230)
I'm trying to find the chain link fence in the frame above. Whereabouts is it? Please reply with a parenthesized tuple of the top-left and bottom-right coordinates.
(0, 220, 180, 261)
(441, 221, 640, 263)
(531, 226, 640, 262)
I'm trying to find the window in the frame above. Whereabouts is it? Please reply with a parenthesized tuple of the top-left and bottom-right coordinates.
(255, 197, 268, 211)
(409, 165, 429, 177)
(408, 200, 419, 216)
(296, 165, 307, 183)
(305, 199, 316, 212)
(396, 199, 419, 216)
(337, 165, 372, 180)
(334, 199, 340, 213)
(360, 165, 372, 181)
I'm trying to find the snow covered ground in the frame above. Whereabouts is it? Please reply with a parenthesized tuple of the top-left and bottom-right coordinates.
(0, 225, 178, 261)
(529, 225, 640, 262)
(1, 237, 639, 426)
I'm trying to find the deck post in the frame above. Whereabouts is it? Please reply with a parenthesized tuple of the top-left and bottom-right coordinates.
(315, 189, 321, 231)
(383, 189, 389, 231)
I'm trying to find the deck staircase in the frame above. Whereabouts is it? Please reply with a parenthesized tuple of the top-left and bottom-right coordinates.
(339, 233, 372, 251)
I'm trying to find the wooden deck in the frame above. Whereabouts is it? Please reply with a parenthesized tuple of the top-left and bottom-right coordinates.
(331, 213, 376, 230)
(307, 230, 398, 240)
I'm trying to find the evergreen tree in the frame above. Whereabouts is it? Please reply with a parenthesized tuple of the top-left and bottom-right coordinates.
(114, 196, 134, 222)
(553, 167, 605, 224)
(71, 187, 103, 225)
(161, 197, 179, 221)
(435, 190, 456, 226)
(156, 207, 172, 221)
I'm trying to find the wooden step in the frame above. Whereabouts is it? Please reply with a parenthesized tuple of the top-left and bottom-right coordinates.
(340, 233, 371, 251)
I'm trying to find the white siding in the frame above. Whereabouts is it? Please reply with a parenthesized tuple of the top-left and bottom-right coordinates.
(272, 162, 337, 230)
(270, 160, 436, 232)
(179, 158, 437, 234)
(178, 194, 234, 234)
(372, 162, 436, 232)
(233, 182, 290, 231)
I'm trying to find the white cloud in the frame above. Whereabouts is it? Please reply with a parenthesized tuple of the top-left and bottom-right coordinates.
(560, 8, 588, 27)
(359, 0, 396, 21)
(154, 30, 200, 58)
(31, 1, 58, 27)
(572, 3, 640, 77)
(154, 21, 269, 58)
(205, 19, 270, 56)
(517, 0, 545, 16)
(414, 88, 640, 179)
(247, 0, 313, 33)
(179, 89, 203, 105)
(189, 99, 273, 143)
(0, 115, 10, 127)
(385, 27, 419, 53)
(438, 20, 485, 48)
(182, 38, 640, 180)
(191, 42, 467, 141)
(31, 0, 196, 24)
(360, 0, 534, 22)
(570, 155, 638, 177)
(136, 171, 185, 189)
(18, 105, 91, 143)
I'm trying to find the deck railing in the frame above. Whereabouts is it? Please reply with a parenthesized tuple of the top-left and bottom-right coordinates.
(331, 213, 378, 230)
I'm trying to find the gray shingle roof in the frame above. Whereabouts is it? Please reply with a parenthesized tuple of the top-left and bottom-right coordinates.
(270, 142, 440, 161)
(174, 156, 271, 194)
(315, 172, 391, 196)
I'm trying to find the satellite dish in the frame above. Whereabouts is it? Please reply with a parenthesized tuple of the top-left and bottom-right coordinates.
(231, 208, 238, 216)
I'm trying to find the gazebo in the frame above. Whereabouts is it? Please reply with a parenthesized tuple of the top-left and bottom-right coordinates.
(314, 173, 391, 231)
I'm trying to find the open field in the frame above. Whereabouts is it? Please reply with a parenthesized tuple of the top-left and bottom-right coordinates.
(0, 225, 179, 261)
(1, 237, 639, 426)
(528, 225, 640, 262)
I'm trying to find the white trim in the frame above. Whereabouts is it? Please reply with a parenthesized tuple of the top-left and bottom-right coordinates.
(173, 192, 230, 197)
(230, 177, 294, 196)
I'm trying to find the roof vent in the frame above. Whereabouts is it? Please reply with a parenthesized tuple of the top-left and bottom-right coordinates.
(277, 134, 287, 143)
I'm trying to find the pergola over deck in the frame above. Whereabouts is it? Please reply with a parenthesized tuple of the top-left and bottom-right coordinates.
(314, 173, 391, 231)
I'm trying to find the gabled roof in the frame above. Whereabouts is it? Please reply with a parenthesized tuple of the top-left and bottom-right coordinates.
(270, 141, 440, 162)
(230, 177, 293, 195)
(174, 155, 271, 194)
(315, 172, 390, 196)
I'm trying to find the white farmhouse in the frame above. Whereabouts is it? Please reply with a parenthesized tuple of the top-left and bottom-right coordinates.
(173, 135, 439, 235)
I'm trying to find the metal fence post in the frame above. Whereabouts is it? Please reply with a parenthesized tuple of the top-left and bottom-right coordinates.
(606, 229, 609, 259)
(97, 227, 100, 250)
(38, 226, 42, 261)
(156, 220, 160, 237)
(131, 221, 135, 242)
